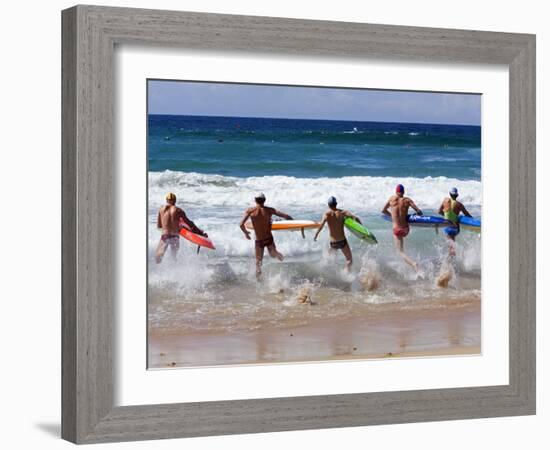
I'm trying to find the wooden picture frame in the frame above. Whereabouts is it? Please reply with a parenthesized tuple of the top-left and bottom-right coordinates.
(62, 5, 535, 444)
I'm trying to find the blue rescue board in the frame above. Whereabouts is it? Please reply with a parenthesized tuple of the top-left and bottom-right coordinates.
(381, 214, 449, 227)
(458, 216, 481, 232)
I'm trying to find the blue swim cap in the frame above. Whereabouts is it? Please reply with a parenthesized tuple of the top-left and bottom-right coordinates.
(450, 187, 459, 196)
(395, 184, 405, 194)
(328, 196, 337, 206)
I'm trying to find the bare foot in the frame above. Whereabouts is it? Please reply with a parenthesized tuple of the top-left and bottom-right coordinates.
(437, 270, 452, 288)
(294, 285, 315, 304)
(359, 271, 380, 291)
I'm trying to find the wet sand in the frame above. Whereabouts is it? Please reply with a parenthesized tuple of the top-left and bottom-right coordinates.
(148, 302, 480, 368)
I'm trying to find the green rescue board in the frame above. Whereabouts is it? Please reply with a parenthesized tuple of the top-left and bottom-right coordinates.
(344, 217, 377, 245)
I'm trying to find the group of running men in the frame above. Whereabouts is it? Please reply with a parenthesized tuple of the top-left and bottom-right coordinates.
(155, 184, 472, 277)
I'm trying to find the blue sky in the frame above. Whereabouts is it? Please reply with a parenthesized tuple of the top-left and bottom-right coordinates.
(148, 80, 481, 126)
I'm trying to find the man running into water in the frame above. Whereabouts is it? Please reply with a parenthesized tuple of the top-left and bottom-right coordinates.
(438, 187, 472, 256)
(314, 196, 362, 272)
(382, 184, 423, 271)
(155, 192, 207, 264)
(240, 193, 293, 279)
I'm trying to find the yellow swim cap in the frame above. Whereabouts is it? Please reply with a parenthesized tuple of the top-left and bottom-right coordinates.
(166, 192, 176, 202)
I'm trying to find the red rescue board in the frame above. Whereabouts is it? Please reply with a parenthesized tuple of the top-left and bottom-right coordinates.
(179, 227, 215, 250)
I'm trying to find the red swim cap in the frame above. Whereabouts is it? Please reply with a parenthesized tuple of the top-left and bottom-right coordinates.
(396, 184, 404, 194)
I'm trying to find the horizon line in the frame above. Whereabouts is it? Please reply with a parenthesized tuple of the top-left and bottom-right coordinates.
(147, 113, 481, 127)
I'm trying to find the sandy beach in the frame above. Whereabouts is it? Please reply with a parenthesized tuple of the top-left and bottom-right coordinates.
(149, 300, 480, 368)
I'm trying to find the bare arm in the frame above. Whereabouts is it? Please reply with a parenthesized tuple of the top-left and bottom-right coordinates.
(180, 210, 207, 236)
(459, 203, 472, 218)
(157, 210, 162, 229)
(408, 199, 423, 215)
(438, 201, 445, 216)
(381, 199, 391, 217)
(239, 210, 252, 240)
(344, 210, 362, 224)
(314, 214, 327, 241)
(273, 209, 293, 220)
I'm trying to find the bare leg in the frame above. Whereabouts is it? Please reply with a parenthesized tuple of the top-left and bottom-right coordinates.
(340, 244, 353, 272)
(267, 244, 284, 262)
(255, 245, 265, 280)
(436, 260, 453, 288)
(169, 240, 179, 262)
(447, 235, 457, 257)
(155, 239, 168, 264)
(393, 235, 418, 271)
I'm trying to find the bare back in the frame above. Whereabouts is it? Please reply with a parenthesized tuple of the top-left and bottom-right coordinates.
(441, 197, 463, 214)
(388, 195, 412, 227)
(247, 206, 276, 240)
(439, 197, 471, 224)
(325, 209, 349, 242)
(157, 205, 184, 236)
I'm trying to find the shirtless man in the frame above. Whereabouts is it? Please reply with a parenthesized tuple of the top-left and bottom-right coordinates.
(239, 193, 293, 279)
(381, 184, 423, 271)
(313, 196, 361, 272)
(155, 192, 207, 264)
(438, 187, 472, 256)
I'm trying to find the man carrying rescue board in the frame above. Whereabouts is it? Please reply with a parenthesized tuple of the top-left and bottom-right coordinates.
(155, 192, 207, 264)
(240, 193, 293, 279)
(314, 196, 361, 272)
(382, 184, 423, 271)
(438, 187, 472, 256)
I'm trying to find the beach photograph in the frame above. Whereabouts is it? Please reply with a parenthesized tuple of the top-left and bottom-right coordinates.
(147, 80, 482, 369)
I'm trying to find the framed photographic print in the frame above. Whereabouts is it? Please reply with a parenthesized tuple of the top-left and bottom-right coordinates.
(146, 80, 484, 369)
(62, 5, 535, 444)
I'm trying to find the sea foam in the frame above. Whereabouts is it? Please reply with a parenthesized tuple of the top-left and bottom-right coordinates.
(149, 171, 482, 211)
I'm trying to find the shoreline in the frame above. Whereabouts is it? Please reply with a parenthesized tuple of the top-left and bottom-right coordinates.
(148, 302, 480, 368)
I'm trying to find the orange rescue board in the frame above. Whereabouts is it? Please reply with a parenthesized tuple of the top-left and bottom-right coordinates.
(245, 219, 320, 231)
